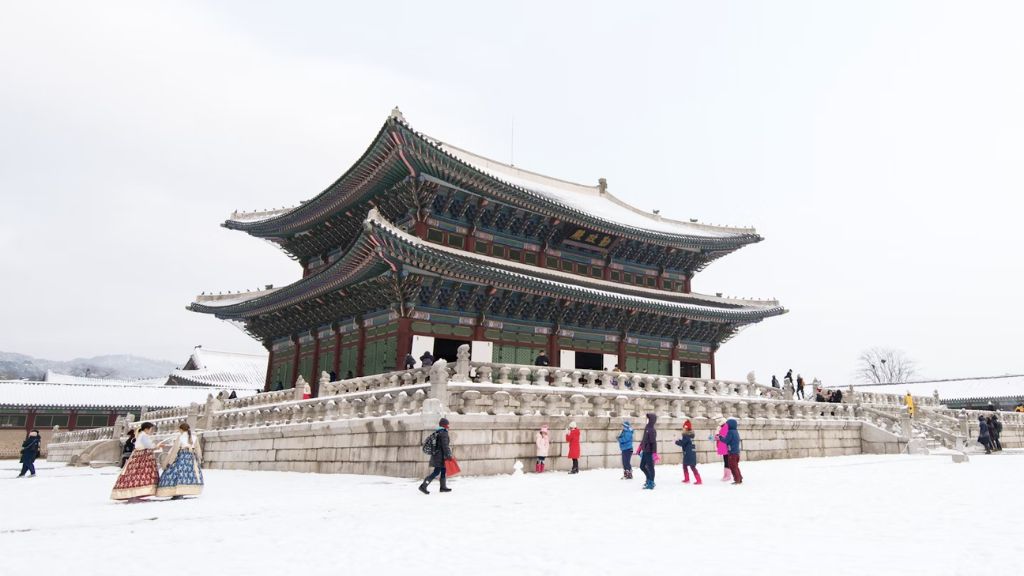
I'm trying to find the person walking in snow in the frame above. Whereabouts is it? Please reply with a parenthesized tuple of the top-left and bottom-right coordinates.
(796, 375, 806, 400)
(712, 418, 732, 482)
(977, 415, 993, 454)
(156, 423, 204, 499)
(771, 375, 780, 389)
(120, 429, 136, 468)
(990, 414, 1003, 451)
(617, 421, 634, 479)
(17, 429, 40, 478)
(419, 418, 453, 494)
(419, 351, 435, 367)
(904, 392, 916, 418)
(111, 422, 164, 500)
(674, 419, 701, 485)
(637, 413, 658, 489)
(565, 422, 581, 474)
(535, 425, 550, 473)
(716, 418, 743, 485)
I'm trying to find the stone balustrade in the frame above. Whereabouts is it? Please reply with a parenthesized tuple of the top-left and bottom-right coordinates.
(445, 381, 854, 421)
(850, 389, 940, 408)
(51, 426, 116, 445)
(319, 367, 433, 397)
(210, 384, 432, 430)
(463, 362, 785, 401)
(141, 405, 194, 420)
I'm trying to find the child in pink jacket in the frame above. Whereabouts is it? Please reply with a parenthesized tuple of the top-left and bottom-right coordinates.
(535, 425, 550, 473)
(711, 418, 731, 481)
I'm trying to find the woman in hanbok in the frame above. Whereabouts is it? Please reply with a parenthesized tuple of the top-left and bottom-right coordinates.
(156, 423, 204, 499)
(111, 422, 161, 501)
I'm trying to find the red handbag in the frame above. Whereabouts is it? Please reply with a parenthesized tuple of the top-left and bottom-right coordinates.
(445, 457, 461, 477)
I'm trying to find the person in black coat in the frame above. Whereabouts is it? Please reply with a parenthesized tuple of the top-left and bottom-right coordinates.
(771, 375, 780, 389)
(120, 429, 136, 468)
(977, 416, 992, 454)
(419, 418, 453, 494)
(404, 353, 417, 370)
(991, 414, 1003, 451)
(637, 413, 658, 489)
(419, 351, 435, 367)
(18, 429, 41, 478)
(534, 351, 550, 367)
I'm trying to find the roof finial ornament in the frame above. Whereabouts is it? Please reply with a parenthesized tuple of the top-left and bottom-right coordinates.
(598, 178, 608, 195)
(390, 106, 406, 122)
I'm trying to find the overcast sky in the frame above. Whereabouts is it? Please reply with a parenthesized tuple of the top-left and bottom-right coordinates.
(2, 1, 1022, 383)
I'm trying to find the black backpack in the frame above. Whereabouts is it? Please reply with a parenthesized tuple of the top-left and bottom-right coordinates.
(421, 431, 438, 454)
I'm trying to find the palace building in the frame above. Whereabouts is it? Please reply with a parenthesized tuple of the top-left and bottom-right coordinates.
(190, 109, 785, 393)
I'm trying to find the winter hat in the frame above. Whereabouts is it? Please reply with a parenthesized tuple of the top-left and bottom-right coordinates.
(438, 417, 450, 428)
(683, 420, 692, 431)
(540, 425, 549, 433)
(622, 420, 631, 428)
(569, 421, 577, 429)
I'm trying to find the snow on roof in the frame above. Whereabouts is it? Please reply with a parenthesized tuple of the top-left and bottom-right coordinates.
(433, 140, 756, 239)
(0, 380, 240, 409)
(858, 375, 1024, 401)
(194, 288, 277, 308)
(228, 207, 295, 223)
(168, 348, 267, 389)
(44, 371, 166, 386)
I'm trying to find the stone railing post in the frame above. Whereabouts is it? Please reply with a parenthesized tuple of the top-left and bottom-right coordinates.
(478, 365, 493, 384)
(317, 371, 331, 397)
(203, 394, 223, 430)
(425, 359, 450, 415)
(293, 375, 308, 402)
(783, 380, 794, 401)
(491, 390, 512, 415)
(187, 402, 200, 430)
(453, 344, 472, 382)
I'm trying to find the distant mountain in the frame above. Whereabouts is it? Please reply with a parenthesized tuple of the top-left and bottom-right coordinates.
(0, 351, 178, 381)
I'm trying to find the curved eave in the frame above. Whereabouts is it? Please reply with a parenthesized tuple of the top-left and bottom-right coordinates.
(222, 115, 762, 255)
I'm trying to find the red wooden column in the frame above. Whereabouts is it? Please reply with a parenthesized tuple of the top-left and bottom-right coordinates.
(669, 338, 679, 375)
(290, 335, 301, 388)
(683, 275, 692, 294)
(332, 325, 342, 378)
(414, 220, 428, 240)
(617, 333, 627, 371)
(264, 344, 275, 391)
(395, 316, 413, 371)
(25, 409, 36, 433)
(548, 325, 560, 368)
(309, 330, 321, 396)
(355, 319, 367, 377)
(709, 349, 717, 379)
(106, 410, 117, 427)
(68, 409, 79, 431)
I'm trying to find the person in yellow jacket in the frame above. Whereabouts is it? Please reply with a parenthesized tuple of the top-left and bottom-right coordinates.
(904, 392, 915, 418)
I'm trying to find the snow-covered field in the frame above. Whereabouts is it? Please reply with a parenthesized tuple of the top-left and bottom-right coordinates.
(2, 454, 1021, 575)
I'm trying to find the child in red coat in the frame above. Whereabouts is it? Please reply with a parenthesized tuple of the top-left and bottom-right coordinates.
(565, 421, 581, 474)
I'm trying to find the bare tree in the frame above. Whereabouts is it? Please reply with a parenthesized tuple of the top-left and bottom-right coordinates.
(856, 348, 918, 384)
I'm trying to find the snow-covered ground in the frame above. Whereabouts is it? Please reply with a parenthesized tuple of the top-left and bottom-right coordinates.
(2, 454, 1021, 575)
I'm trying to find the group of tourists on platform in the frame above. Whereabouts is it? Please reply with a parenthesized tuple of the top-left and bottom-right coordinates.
(110, 422, 205, 503)
(976, 413, 1004, 454)
(420, 414, 745, 493)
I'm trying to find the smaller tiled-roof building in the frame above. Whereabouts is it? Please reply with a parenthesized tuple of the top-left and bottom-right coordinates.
(0, 348, 265, 458)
